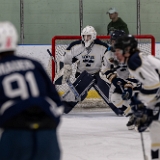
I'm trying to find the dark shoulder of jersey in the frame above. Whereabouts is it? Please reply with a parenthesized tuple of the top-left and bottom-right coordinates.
(94, 39, 109, 52)
(66, 40, 82, 50)
(127, 52, 142, 71)
(0, 55, 62, 107)
(0, 55, 63, 127)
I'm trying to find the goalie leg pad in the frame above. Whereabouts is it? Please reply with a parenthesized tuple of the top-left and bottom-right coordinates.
(94, 73, 110, 98)
(63, 71, 95, 114)
(73, 71, 95, 96)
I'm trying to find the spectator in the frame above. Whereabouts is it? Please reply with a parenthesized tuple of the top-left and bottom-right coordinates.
(0, 21, 63, 160)
(106, 7, 129, 35)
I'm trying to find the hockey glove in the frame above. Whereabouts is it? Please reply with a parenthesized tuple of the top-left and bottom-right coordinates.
(121, 83, 133, 100)
(62, 64, 72, 84)
(130, 94, 146, 117)
(134, 109, 153, 132)
(104, 70, 117, 83)
(112, 78, 126, 89)
(122, 87, 133, 100)
(130, 94, 153, 132)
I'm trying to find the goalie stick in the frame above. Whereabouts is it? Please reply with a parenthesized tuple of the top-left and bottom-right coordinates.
(93, 84, 123, 116)
(47, 49, 81, 101)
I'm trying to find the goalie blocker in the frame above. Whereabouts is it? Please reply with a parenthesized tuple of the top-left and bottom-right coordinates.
(62, 71, 123, 115)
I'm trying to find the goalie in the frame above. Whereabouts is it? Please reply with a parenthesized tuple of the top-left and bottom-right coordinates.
(60, 25, 122, 115)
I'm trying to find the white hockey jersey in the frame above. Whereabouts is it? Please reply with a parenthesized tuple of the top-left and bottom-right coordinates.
(127, 52, 160, 104)
(102, 50, 130, 80)
(128, 52, 160, 91)
(63, 39, 108, 74)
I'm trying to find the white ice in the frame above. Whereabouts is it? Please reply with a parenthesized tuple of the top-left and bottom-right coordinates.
(58, 108, 151, 160)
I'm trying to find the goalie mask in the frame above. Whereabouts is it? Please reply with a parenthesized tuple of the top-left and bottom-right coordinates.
(114, 35, 138, 55)
(81, 26, 97, 48)
(0, 21, 18, 53)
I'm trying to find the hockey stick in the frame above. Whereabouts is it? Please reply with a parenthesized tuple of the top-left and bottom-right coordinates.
(118, 81, 148, 159)
(140, 133, 148, 160)
(79, 0, 83, 35)
(47, 49, 81, 101)
(93, 84, 123, 116)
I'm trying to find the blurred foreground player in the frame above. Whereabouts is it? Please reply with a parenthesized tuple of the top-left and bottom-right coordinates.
(0, 21, 63, 160)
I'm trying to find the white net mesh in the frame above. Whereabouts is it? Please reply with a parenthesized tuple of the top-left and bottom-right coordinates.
(49, 35, 155, 108)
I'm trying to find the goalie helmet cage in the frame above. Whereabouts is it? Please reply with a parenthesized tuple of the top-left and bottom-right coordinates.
(51, 35, 155, 82)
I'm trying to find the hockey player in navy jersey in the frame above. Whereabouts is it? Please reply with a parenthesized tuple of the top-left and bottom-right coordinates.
(61, 25, 123, 115)
(0, 21, 63, 160)
(114, 34, 160, 160)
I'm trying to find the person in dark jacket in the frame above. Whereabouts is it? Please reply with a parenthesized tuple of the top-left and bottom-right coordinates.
(106, 7, 129, 35)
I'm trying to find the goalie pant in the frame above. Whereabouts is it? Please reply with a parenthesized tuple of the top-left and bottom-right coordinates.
(127, 52, 160, 160)
(62, 71, 123, 115)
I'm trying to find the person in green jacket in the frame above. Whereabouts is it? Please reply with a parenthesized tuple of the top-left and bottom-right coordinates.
(106, 7, 129, 35)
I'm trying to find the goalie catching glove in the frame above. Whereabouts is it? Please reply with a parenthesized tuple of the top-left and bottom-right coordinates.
(62, 64, 72, 84)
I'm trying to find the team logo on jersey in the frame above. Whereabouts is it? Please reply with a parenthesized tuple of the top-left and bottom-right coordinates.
(82, 55, 94, 67)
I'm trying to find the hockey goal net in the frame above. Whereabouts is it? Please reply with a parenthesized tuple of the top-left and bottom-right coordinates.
(49, 35, 155, 108)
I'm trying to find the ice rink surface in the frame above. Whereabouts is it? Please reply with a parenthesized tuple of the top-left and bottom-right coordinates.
(58, 108, 151, 160)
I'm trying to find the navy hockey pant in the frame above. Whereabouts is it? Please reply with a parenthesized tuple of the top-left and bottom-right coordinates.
(0, 129, 60, 160)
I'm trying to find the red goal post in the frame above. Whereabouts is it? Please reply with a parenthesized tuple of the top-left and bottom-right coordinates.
(51, 35, 155, 82)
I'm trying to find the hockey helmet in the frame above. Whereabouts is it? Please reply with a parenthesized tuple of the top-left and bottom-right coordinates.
(0, 21, 18, 53)
(110, 30, 126, 41)
(114, 34, 138, 55)
(81, 25, 97, 47)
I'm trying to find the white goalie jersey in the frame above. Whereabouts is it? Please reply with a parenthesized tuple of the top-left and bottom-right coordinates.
(63, 39, 109, 74)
